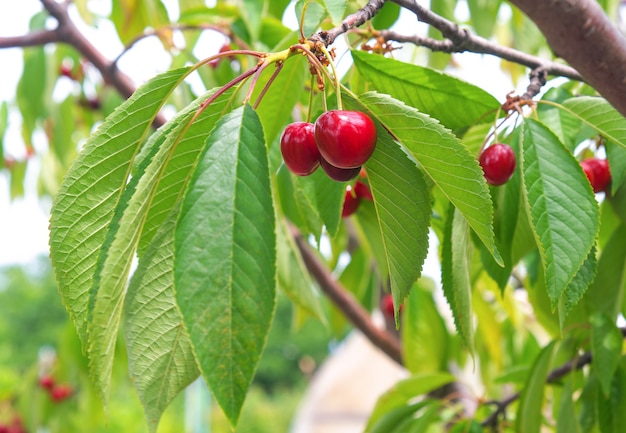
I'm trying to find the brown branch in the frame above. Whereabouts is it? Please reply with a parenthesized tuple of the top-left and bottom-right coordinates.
(310, 0, 386, 46)
(387, 0, 582, 81)
(289, 222, 404, 366)
(508, 0, 626, 118)
(112, 23, 251, 66)
(0, 30, 58, 48)
(481, 327, 626, 429)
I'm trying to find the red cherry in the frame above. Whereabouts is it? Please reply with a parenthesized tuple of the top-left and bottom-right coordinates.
(479, 143, 516, 186)
(354, 181, 373, 201)
(314, 110, 377, 169)
(38, 375, 55, 390)
(341, 187, 360, 218)
(280, 122, 320, 176)
(381, 294, 403, 319)
(209, 43, 234, 68)
(59, 64, 73, 79)
(581, 158, 611, 193)
(50, 384, 73, 402)
(319, 157, 361, 182)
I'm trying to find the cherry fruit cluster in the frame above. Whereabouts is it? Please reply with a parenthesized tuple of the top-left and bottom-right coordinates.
(280, 110, 377, 182)
(341, 180, 373, 218)
(38, 374, 74, 403)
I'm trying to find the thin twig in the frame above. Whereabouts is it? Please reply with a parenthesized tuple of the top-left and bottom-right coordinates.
(289, 222, 404, 366)
(310, 0, 386, 46)
(481, 327, 626, 429)
(0, 30, 58, 48)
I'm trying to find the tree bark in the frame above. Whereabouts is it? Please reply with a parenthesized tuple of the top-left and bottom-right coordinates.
(509, 0, 626, 118)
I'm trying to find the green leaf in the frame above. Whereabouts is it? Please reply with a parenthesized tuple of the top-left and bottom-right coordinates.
(557, 97, 626, 150)
(352, 91, 501, 265)
(586, 225, 626, 319)
(295, 0, 327, 38)
(138, 87, 238, 257)
(49, 67, 189, 348)
(516, 341, 557, 433)
(124, 88, 235, 429)
(371, 1, 401, 29)
(125, 210, 199, 432)
(467, 0, 502, 37)
(606, 141, 626, 195)
(591, 313, 623, 397)
(320, 0, 345, 24)
(558, 246, 596, 329)
(0, 101, 8, 163)
(556, 381, 582, 433)
(402, 279, 449, 373)
(241, 0, 264, 39)
(174, 105, 276, 426)
(351, 51, 500, 132)
(520, 119, 599, 310)
(17, 42, 47, 144)
(597, 365, 626, 433)
(365, 373, 455, 432)
(537, 87, 581, 152)
(368, 401, 435, 433)
(442, 205, 474, 349)
(87, 82, 217, 407)
(342, 98, 432, 313)
(276, 217, 325, 321)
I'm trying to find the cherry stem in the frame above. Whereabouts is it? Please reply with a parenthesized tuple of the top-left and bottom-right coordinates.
(319, 44, 342, 110)
(306, 75, 315, 123)
(189, 65, 260, 125)
(292, 43, 334, 85)
(245, 60, 271, 104)
(253, 61, 284, 109)
(298, 1, 310, 41)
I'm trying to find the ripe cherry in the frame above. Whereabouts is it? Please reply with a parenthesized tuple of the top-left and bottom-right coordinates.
(280, 122, 320, 176)
(314, 110, 377, 169)
(581, 158, 611, 193)
(38, 375, 55, 390)
(319, 157, 361, 182)
(479, 143, 516, 186)
(341, 187, 360, 218)
(50, 384, 73, 402)
(209, 43, 234, 68)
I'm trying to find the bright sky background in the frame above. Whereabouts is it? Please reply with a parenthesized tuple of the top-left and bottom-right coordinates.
(0, 1, 518, 267)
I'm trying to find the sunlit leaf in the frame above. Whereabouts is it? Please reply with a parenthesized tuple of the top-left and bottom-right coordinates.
(351, 91, 501, 265)
(352, 51, 500, 132)
(516, 341, 557, 433)
(521, 119, 599, 311)
(50, 67, 189, 349)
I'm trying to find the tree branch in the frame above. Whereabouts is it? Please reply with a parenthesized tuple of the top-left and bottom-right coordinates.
(388, 0, 582, 81)
(481, 327, 626, 429)
(310, 0, 386, 46)
(289, 223, 404, 366)
(508, 0, 626, 117)
(0, 30, 58, 48)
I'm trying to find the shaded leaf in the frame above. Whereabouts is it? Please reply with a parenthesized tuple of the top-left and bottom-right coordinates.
(365, 372, 455, 432)
(516, 341, 557, 433)
(590, 313, 623, 397)
(442, 205, 474, 349)
(174, 105, 276, 426)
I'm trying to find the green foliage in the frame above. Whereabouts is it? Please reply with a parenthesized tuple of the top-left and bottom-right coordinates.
(5, 0, 626, 432)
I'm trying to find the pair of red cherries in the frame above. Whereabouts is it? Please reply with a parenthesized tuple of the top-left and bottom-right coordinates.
(280, 110, 377, 182)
